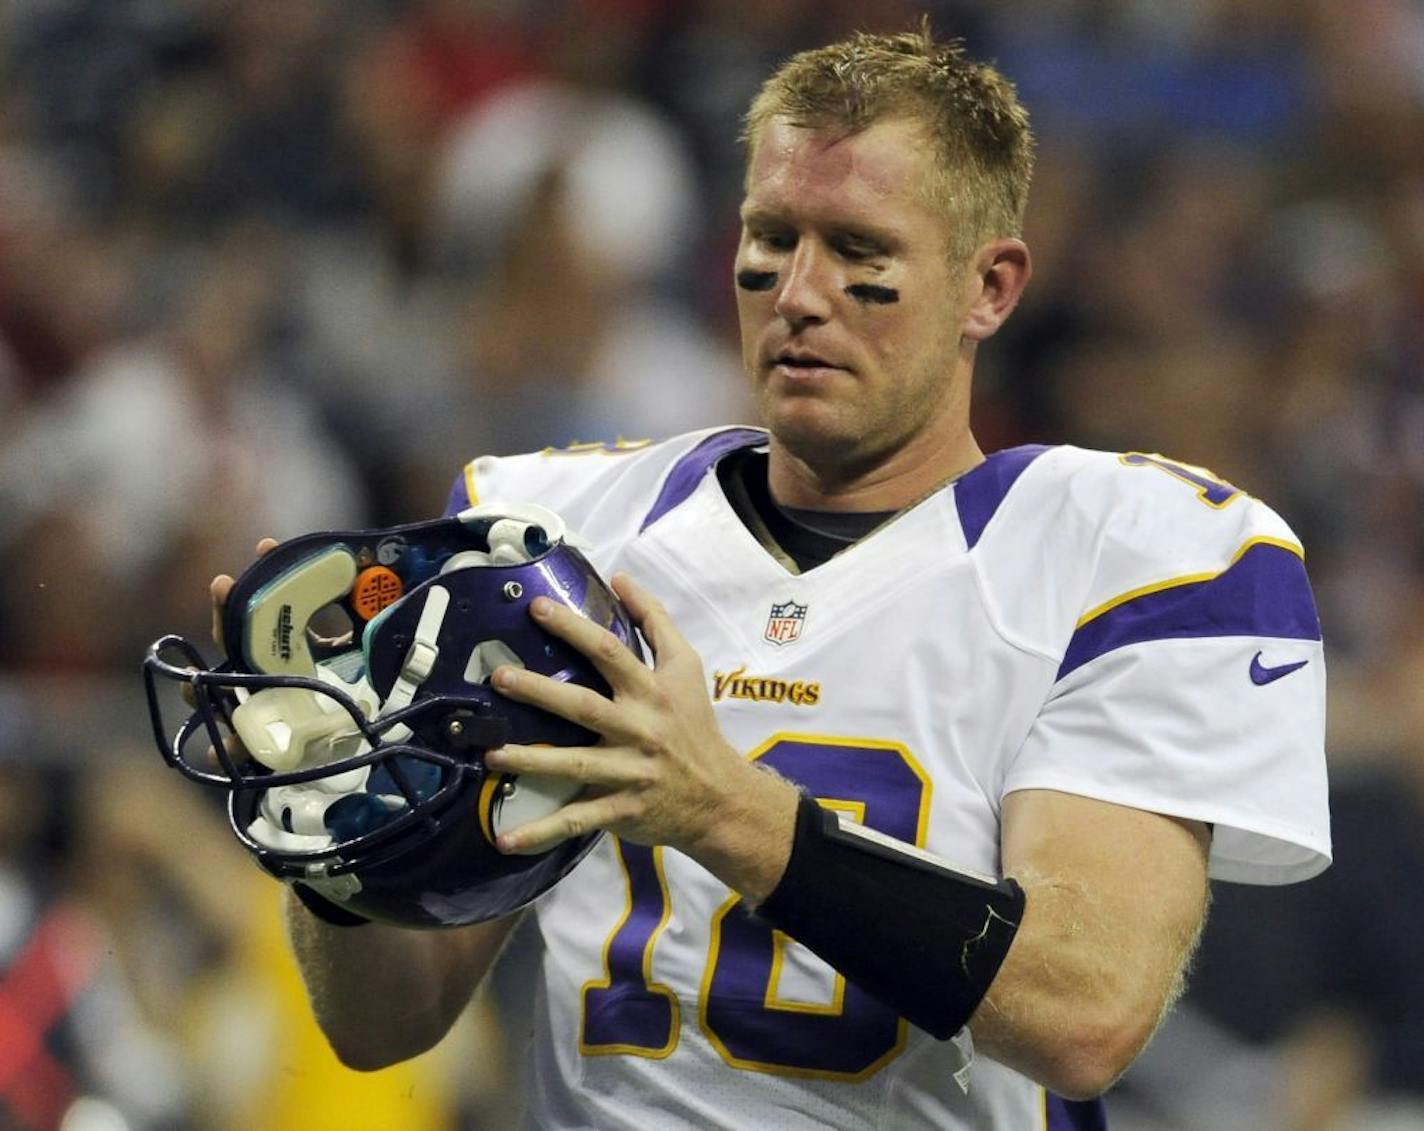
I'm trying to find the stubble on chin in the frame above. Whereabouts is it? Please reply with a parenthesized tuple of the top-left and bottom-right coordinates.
(759, 385, 846, 454)
(761, 395, 884, 487)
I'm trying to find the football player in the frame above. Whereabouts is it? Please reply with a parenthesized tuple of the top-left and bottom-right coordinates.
(204, 27, 1328, 1130)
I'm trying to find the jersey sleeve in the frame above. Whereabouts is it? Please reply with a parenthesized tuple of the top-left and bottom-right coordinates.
(999, 451, 1330, 885)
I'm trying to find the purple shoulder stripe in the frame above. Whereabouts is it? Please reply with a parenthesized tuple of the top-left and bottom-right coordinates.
(1058, 542, 1321, 681)
(1046, 1094, 1108, 1131)
(639, 428, 766, 532)
(954, 445, 1054, 550)
(442, 470, 470, 518)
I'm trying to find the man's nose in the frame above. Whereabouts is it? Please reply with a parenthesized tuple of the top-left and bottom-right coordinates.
(773, 242, 834, 326)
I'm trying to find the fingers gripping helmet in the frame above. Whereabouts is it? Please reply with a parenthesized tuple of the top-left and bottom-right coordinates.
(142, 504, 641, 928)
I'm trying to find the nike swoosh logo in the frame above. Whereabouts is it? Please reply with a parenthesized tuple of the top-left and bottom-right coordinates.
(1249, 651, 1309, 686)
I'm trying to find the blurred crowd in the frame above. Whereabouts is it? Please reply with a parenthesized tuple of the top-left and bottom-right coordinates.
(1, 1, 1422, 1128)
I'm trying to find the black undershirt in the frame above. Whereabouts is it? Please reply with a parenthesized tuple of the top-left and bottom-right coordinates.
(716, 448, 896, 572)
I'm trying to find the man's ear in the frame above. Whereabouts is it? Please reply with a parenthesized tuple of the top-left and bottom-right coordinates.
(961, 238, 1032, 342)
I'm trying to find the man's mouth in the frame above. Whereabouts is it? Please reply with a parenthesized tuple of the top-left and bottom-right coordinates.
(771, 351, 842, 372)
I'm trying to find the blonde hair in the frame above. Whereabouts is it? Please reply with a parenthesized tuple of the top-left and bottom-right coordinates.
(743, 26, 1034, 260)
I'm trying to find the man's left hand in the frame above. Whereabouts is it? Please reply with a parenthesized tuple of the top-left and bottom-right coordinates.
(484, 573, 799, 903)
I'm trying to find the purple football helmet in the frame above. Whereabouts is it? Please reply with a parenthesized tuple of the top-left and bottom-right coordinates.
(143, 504, 640, 928)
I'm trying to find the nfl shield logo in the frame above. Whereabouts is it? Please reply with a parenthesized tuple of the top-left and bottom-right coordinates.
(764, 600, 808, 646)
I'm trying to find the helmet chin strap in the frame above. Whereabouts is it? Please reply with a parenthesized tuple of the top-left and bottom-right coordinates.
(376, 582, 451, 745)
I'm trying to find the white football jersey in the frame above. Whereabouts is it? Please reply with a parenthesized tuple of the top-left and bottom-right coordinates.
(448, 428, 1330, 1131)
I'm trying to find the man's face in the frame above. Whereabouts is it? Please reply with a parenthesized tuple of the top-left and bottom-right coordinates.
(735, 115, 974, 478)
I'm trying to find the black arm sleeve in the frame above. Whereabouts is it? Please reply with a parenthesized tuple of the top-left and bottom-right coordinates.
(755, 793, 1025, 1039)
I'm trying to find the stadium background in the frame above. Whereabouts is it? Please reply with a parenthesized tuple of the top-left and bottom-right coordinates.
(1, 1, 1422, 1128)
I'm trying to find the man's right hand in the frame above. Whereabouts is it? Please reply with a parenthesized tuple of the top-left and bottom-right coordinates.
(201, 539, 522, 1070)
(192, 537, 279, 767)
(210, 536, 279, 650)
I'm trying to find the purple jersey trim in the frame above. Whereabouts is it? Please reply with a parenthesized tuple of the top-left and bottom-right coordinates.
(639, 428, 766, 532)
(443, 470, 470, 518)
(1058, 542, 1321, 681)
(1046, 1094, 1109, 1131)
(954, 445, 1054, 550)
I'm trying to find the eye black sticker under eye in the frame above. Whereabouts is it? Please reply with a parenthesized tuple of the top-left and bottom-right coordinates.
(846, 283, 900, 305)
(737, 270, 777, 292)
